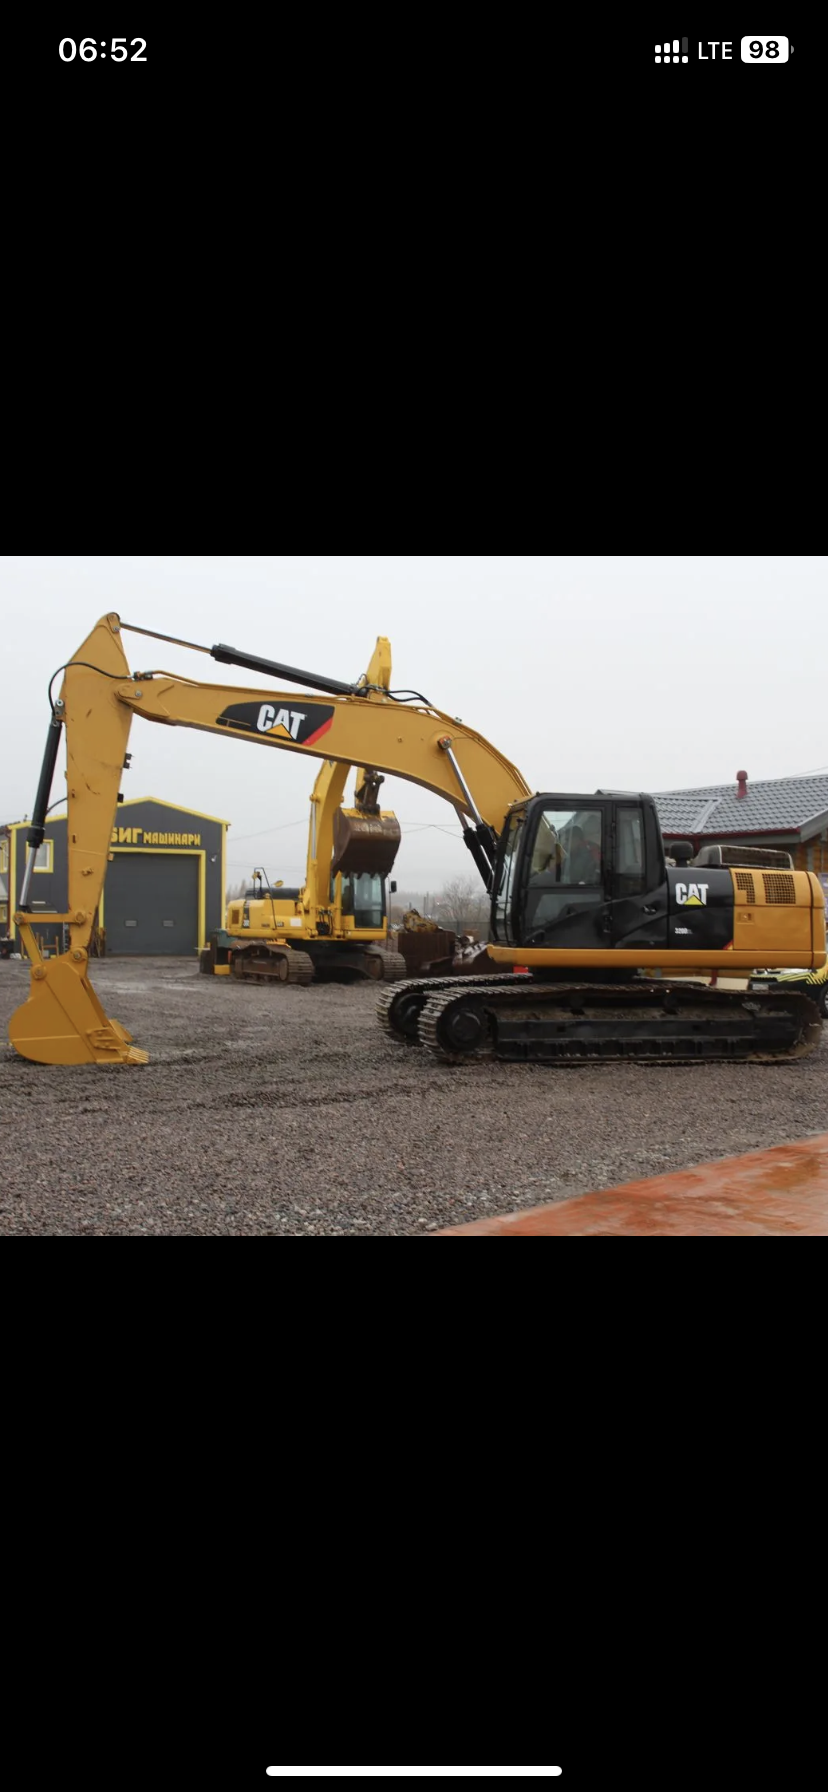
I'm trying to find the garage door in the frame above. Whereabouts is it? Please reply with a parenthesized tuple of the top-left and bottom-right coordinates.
(105, 854, 199, 956)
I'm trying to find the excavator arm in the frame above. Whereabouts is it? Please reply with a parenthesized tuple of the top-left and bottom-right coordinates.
(302, 634, 397, 916)
(9, 613, 530, 1065)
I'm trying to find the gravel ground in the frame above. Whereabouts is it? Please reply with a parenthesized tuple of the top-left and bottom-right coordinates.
(1, 957, 826, 1235)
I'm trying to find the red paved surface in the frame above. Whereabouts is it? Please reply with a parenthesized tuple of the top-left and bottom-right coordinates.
(439, 1133, 828, 1235)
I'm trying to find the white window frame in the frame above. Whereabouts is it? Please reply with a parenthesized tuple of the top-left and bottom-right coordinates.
(33, 839, 53, 873)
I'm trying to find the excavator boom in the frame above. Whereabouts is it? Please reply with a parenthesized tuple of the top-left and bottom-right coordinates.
(8, 613, 529, 1063)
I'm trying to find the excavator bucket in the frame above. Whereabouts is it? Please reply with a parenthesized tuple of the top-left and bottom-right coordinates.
(8, 955, 148, 1066)
(332, 809, 402, 880)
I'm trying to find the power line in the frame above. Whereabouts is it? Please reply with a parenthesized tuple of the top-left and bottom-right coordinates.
(402, 824, 464, 837)
(767, 763, 828, 782)
(228, 818, 307, 844)
(230, 817, 465, 845)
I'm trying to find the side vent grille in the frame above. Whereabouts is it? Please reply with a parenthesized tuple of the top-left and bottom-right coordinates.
(736, 872, 756, 904)
(764, 873, 796, 905)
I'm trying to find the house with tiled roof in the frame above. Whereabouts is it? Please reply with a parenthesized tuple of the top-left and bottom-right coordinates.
(653, 771, 828, 884)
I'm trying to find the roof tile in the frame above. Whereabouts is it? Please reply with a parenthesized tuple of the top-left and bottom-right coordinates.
(654, 773, 828, 837)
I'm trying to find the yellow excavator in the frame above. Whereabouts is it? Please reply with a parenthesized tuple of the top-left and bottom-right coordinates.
(202, 776, 406, 985)
(7, 612, 826, 1067)
(200, 638, 406, 984)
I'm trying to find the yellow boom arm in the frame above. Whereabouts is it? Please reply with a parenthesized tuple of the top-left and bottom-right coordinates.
(9, 614, 530, 1065)
(302, 634, 396, 916)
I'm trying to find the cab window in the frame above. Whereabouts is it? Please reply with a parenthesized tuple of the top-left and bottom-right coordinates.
(530, 809, 603, 886)
(342, 873, 384, 929)
(493, 810, 525, 943)
(616, 807, 645, 896)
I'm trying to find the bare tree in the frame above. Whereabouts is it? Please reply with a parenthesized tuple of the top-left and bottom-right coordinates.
(436, 875, 489, 936)
(392, 889, 426, 912)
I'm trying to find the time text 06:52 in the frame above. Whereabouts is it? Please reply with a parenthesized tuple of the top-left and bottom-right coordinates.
(59, 39, 146, 61)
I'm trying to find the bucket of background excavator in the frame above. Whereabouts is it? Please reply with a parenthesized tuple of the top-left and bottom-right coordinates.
(332, 809, 402, 879)
(8, 955, 148, 1066)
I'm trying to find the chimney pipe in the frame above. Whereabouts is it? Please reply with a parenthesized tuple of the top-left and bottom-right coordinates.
(736, 770, 748, 799)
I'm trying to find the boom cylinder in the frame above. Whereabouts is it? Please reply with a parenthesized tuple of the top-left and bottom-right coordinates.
(439, 737, 485, 825)
(463, 824, 497, 892)
(19, 713, 63, 909)
(439, 735, 498, 891)
(211, 644, 359, 697)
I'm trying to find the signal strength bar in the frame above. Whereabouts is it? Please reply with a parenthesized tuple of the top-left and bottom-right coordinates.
(655, 38, 689, 62)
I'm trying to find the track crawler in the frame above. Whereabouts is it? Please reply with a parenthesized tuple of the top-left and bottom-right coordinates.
(380, 977, 823, 1066)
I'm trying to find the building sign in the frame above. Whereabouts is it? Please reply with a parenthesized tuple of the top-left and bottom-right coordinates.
(110, 828, 202, 847)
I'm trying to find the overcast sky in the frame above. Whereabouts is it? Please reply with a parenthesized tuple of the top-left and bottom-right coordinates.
(2, 556, 825, 892)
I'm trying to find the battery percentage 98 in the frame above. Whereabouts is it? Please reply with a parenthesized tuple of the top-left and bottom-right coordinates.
(741, 37, 790, 62)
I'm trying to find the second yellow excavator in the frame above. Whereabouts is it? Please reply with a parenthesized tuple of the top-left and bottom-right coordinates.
(199, 638, 407, 985)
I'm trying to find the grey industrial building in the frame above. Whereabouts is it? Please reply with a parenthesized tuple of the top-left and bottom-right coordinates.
(0, 797, 228, 957)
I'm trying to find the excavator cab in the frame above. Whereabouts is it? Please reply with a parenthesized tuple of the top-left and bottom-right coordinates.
(338, 871, 387, 930)
(492, 793, 669, 953)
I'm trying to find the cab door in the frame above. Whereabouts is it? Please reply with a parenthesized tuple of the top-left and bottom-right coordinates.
(520, 800, 613, 950)
(609, 802, 668, 949)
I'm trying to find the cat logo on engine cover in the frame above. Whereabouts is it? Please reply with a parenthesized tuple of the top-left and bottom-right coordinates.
(675, 882, 710, 906)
